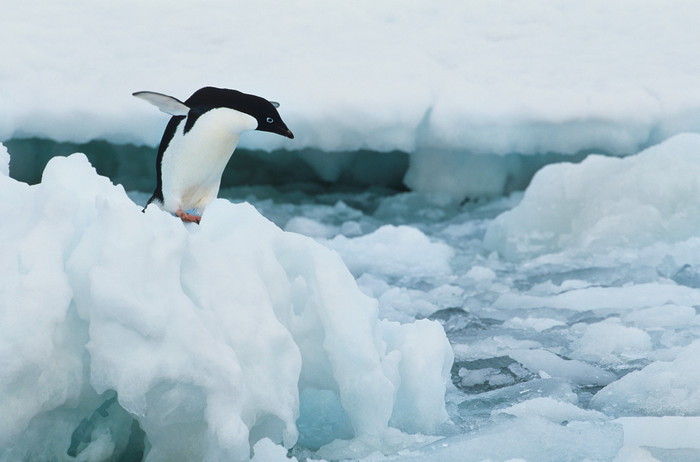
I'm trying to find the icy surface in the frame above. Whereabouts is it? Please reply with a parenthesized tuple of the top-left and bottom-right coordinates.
(5, 131, 700, 461)
(0, 150, 452, 461)
(234, 135, 700, 461)
(593, 341, 700, 416)
(0, 143, 8, 177)
(484, 133, 700, 259)
(4, 1, 700, 200)
(5, 1, 700, 458)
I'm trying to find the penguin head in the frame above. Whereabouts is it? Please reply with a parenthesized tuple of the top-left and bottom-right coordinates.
(133, 86, 294, 139)
(185, 87, 294, 139)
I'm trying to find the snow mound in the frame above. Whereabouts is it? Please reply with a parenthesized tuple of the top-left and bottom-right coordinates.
(484, 134, 700, 259)
(324, 225, 453, 280)
(592, 340, 700, 417)
(0, 153, 453, 461)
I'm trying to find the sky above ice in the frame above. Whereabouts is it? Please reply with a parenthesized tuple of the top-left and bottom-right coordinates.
(3, 0, 700, 155)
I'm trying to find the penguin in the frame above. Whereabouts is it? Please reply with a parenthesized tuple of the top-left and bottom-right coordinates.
(133, 86, 294, 223)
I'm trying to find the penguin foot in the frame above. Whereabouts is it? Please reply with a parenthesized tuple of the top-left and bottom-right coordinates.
(175, 208, 201, 224)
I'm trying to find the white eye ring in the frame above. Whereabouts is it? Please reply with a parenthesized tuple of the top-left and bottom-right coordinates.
(266, 117, 274, 123)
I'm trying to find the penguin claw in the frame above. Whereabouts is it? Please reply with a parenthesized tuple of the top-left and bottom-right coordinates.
(175, 209, 201, 224)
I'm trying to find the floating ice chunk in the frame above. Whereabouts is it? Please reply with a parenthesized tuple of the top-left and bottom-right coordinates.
(464, 265, 497, 282)
(494, 282, 700, 312)
(494, 397, 606, 423)
(484, 134, 700, 259)
(503, 317, 565, 332)
(614, 416, 700, 450)
(623, 304, 699, 329)
(428, 284, 464, 308)
(285, 216, 336, 238)
(452, 356, 534, 393)
(377, 287, 438, 322)
(613, 446, 661, 462)
(592, 340, 700, 416)
(364, 417, 622, 462)
(453, 336, 541, 362)
(356, 273, 393, 299)
(372, 284, 465, 322)
(0, 154, 453, 461)
(571, 319, 652, 366)
(381, 320, 453, 434)
(508, 349, 616, 387)
(251, 438, 301, 462)
(324, 225, 453, 279)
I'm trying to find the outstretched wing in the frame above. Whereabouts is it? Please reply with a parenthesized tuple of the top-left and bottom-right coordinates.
(133, 91, 190, 116)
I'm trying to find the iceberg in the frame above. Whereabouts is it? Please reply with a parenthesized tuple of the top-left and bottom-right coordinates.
(0, 149, 453, 461)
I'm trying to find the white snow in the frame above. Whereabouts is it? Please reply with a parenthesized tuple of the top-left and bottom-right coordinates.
(615, 416, 700, 450)
(362, 417, 623, 462)
(592, 340, 700, 416)
(0, 152, 453, 461)
(5, 2, 700, 459)
(623, 304, 699, 329)
(613, 446, 661, 462)
(502, 317, 565, 332)
(4, 1, 700, 199)
(571, 319, 652, 366)
(323, 225, 453, 280)
(506, 349, 616, 387)
(494, 281, 700, 313)
(484, 134, 700, 259)
(494, 397, 606, 424)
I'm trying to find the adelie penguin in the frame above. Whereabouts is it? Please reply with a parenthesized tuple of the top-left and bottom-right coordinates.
(134, 86, 294, 224)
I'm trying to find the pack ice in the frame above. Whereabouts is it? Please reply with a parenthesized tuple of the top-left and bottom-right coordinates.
(0, 147, 453, 461)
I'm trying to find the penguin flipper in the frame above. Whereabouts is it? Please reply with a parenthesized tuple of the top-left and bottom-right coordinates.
(133, 91, 190, 116)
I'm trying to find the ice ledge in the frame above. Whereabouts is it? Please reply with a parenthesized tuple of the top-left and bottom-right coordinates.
(0, 152, 453, 461)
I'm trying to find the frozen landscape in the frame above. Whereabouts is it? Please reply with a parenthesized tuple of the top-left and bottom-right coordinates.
(3, 1, 700, 461)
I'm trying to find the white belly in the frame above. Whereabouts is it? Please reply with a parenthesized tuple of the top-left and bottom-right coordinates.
(160, 108, 257, 215)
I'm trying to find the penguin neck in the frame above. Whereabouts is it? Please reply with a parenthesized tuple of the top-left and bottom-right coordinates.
(191, 107, 258, 145)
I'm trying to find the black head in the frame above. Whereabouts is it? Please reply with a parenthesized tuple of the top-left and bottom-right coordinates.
(184, 86, 294, 139)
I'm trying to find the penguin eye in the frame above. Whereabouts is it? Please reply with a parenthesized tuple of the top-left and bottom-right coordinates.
(266, 117, 274, 123)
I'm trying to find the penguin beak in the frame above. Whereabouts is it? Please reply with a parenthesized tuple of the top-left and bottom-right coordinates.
(284, 129, 294, 139)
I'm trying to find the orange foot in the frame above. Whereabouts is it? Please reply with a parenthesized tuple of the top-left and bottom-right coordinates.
(175, 208, 201, 224)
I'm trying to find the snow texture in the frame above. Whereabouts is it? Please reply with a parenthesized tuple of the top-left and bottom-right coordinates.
(4, 2, 700, 459)
(4, 1, 700, 200)
(593, 340, 700, 417)
(4, 131, 700, 460)
(485, 134, 700, 259)
(0, 151, 452, 461)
